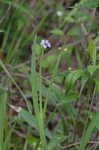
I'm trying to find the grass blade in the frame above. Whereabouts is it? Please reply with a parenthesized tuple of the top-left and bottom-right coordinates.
(78, 113, 99, 150)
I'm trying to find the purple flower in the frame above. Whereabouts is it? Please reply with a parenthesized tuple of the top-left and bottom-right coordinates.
(40, 40, 51, 49)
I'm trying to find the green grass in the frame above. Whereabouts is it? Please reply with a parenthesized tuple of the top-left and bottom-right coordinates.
(0, 0, 99, 150)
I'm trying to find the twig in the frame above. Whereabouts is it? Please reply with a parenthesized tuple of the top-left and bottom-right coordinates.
(62, 141, 99, 149)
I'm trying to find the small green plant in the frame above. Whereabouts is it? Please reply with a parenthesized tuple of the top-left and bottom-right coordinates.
(0, 0, 99, 150)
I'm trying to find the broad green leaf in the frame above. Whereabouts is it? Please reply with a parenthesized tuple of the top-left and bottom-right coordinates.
(41, 54, 57, 68)
(68, 26, 81, 36)
(42, 84, 63, 104)
(50, 29, 64, 36)
(19, 109, 37, 129)
(32, 43, 42, 56)
(48, 135, 65, 150)
(46, 54, 57, 63)
(87, 65, 99, 75)
(78, 0, 99, 8)
(41, 59, 49, 68)
(65, 69, 83, 90)
(94, 79, 99, 91)
(58, 93, 79, 106)
(26, 135, 39, 144)
(63, 103, 77, 117)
